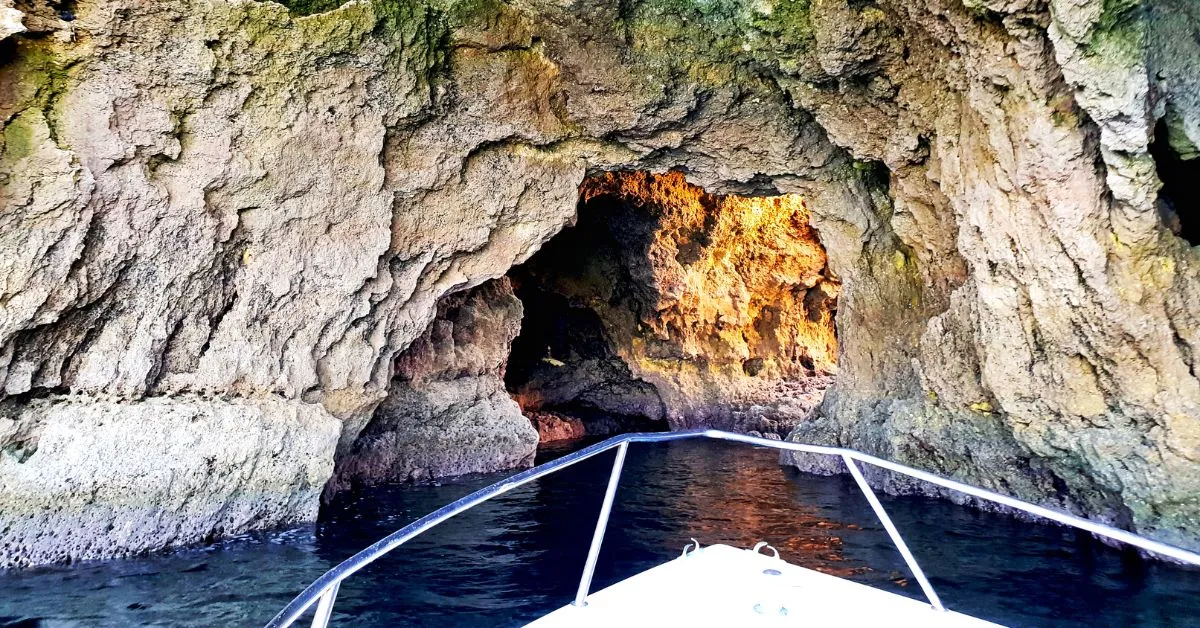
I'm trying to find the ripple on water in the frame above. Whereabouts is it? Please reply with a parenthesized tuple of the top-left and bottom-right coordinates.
(0, 439, 1197, 627)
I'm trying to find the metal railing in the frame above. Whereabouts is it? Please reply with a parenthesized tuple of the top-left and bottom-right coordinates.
(266, 429, 1200, 627)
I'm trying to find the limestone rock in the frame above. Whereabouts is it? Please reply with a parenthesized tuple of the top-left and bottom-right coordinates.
(508, 171, 839, 431)
(0, 0, 1197, 564)
(528, 411, 587, 444)
(781, 0, 1200, 552)
(0, 395, 340, 568)
(328, 278, 538, 492)
(0, 1, 23, 41)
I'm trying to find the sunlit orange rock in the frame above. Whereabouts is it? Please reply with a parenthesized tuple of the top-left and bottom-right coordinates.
(581, 170, 839, 379)
(509, 171, 840, 432)
(527, 410, 587, 444)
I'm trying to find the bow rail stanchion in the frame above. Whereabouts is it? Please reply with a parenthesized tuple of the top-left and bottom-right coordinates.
(266, 429, 1200, 628)
(309, 582, 339, 628)
(573, 441, 629, 607)
(843, 454, 944, 612)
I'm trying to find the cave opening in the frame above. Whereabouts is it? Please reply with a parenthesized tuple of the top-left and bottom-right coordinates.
(1151, 117, 1200, 246)
(504, 171, 841, 446)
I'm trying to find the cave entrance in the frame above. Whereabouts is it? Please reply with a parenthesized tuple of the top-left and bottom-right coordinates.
(504, 171, 841, 446)
(1151, 117, 1200, 246)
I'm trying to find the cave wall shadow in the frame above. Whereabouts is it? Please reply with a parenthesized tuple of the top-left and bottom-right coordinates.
(504, 171, 840, 439)
(1151, 118, 1200, 245)
(505, 191, 670, 434)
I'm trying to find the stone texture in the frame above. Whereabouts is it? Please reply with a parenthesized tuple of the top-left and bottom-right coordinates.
(777, 0, 1200, 554)
(508, 171, 839, 432)
(527, 411, 587, 444)
(0, 1, 23, 41)
(0, 395, 339, 567)
(0, 0, 1196, 564)
(328, 278, 538, 493)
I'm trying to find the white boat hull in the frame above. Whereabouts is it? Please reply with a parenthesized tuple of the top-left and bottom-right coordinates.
(527, 543, 1001, 627)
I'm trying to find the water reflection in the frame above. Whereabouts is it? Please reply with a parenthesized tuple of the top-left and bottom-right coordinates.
(612, 439, 870, 580)
(0, 440, 1196, 627)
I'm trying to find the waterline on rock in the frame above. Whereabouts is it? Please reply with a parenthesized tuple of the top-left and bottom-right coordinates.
(0, 440, 1197, 626)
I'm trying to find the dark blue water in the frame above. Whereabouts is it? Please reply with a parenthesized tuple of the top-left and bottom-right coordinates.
(1, 440, 1197, 627)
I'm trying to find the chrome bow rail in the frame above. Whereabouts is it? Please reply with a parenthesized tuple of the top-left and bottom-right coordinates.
(267, 429, 1200, 627)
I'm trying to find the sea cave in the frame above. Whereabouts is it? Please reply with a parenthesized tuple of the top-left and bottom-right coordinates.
(1, 0, 1199, 624)
(505, 171, 839, 442)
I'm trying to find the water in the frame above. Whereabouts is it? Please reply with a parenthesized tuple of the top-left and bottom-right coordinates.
(1, 439, 1197, 627)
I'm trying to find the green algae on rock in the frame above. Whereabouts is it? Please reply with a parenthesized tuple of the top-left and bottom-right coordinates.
(1, 0, 1199, 566)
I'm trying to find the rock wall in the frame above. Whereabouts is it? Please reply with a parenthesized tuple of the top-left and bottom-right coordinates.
(328, 278, 537, 494)
(0, 1, 23, 41)
(0, 0, 1198, 564)
(0, 395, 339, 568)
(508, 170, 839, 434)
(527, 411, 587, 444)
(783, 0, 1200, 553)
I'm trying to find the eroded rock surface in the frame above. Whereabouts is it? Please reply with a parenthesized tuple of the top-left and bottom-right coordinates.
(0, 395, 339, 568)
(0, 1, 23, 41)
(780, 0, 1200, 552)
(508, 171, 839, 433)
(527, 411, 587, 444)
(328, 278, 537, 493)
(0, 0, 1198, 564)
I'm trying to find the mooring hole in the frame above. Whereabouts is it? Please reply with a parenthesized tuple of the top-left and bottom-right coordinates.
(1151, 117, 1200, 246)
(504, 170, 840, 444)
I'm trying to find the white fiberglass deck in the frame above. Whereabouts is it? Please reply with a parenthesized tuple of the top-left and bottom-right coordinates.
(527, 543, 1000, 627)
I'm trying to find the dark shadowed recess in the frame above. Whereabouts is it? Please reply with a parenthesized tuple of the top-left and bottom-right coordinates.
(1151, 118, 1200, 246)
(503, 190, 669, 432)
(261, 0, 349, 16)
